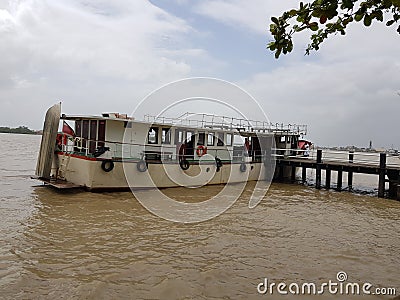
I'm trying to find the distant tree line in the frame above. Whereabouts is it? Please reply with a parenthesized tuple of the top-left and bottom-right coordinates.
(0, 126, 38, 135)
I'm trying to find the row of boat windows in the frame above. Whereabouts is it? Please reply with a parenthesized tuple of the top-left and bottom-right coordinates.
(75, 120, 106, 153)
(148, 127, 233, 147)
(73, 120, 234, 148)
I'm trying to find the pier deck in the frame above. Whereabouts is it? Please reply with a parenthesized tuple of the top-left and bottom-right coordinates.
(275, 150, 400, 200)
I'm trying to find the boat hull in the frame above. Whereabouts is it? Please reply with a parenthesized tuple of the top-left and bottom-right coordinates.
(52, 153, 268, 191)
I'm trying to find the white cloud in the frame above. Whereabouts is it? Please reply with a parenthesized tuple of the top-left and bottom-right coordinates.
(239, 56, 400, 148)
(0, 0, 212, 127)
(0, 0, 398, 149)
(192, 0, 400, 148)
(194, 0, 291, 35)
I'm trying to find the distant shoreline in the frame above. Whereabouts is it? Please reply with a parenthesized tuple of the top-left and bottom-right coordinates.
(0, 126, 41, 135)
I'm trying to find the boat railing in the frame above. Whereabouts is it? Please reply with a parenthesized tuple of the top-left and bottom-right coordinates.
(57, 134, 274, 163)
(143, 112, 307, 136)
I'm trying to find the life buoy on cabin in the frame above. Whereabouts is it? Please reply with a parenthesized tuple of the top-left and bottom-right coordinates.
(179, 159, 190, 170)
(137, 159, 148, 172)
(101, 159, 114, 172)
(215, 157, 223, 172)
(196, 145, 207, 157)
(240, 162, 247, 172)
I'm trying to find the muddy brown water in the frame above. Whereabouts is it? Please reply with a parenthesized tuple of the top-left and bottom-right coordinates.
(0, 133, 399, 299)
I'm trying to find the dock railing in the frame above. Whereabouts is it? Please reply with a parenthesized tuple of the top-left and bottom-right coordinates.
(273, 148, 400, 168)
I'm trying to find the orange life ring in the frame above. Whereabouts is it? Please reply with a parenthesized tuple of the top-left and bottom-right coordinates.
(196, 145, 207, 157)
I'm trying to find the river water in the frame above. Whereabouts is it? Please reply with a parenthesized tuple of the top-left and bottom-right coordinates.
(0, 133, 399, 299)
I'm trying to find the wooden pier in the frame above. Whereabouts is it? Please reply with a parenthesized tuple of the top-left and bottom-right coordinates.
(275, 149, 400, 200)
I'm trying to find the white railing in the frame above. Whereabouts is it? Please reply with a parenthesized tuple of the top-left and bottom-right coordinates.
(143, 112, 307, 136)
(273, 148, 400, 168)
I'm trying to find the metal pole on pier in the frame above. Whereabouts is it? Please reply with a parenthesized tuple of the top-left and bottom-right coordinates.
(378, 153, 386, 198)
(316, 149, 322, 189)
(325, 169, 331, 189)
(397, 171, 400, 201)
(291, 166, 296, 183)
(348, 151, 354, 191)
(302, 167, 307, 183)
(337, 170, 343, 191)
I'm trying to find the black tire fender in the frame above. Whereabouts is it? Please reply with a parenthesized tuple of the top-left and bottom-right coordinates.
(137, 160, 148, 172)
(215, 157, 223, 172)
(179, 159, 190, 170)
(101, 160, 114, 172)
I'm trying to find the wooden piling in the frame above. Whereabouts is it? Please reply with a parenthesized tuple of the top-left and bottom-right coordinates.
(278, 165, 284, 181)
(378, 153, 386, 198)
(348, 151, 353, 191)
(316, 149, 322, 189)
(337, 170, 343, 191)
(302, 167, 307, 183)
(291, 166, 296, 182)
(325, 169, 331, 189)
(387, 170, 399, 200)
(398, 171, 400, 201)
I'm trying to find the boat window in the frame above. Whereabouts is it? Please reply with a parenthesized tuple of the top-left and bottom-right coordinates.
(175, 129, 184, 144)
(207, 132, 215, 146)
(162, 128, 171, 144)
(74, 120, 82, 152)
(217, 132, 224, 146)
(186, 131, 193, 143)
(75, 120, 82, 137)
(148, 127, 159, 144)
(89, 120, 97, 153)
(226, 133, 233, 146)
(97, 120, 106, 147)
(82, 120, 89, 149)
(280, 136, 285, 143)
(198, 132, 205, 145)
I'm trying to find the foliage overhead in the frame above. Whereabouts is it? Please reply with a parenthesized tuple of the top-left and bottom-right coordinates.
(268, 0, 400, 58)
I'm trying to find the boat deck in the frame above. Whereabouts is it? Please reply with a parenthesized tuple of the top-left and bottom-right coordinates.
(32, 176, 83, 190)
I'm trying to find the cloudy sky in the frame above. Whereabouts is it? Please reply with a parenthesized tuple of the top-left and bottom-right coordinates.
(0, 0, 399, 148)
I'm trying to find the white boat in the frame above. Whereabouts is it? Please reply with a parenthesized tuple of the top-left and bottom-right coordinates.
(35, 103, 307, 191)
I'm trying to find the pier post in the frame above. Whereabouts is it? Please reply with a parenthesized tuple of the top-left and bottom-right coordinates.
(387, 170, 399, 200)
(316, 149, 322, 189)
(348, 151, 354, 191)
(291, 166, 296, 183)
(325, 169, 331, 189)
(337, 170, 343, 191)
(278, 165, 284, 181)
(378, 153, 386, 198)
(398, 172, 400, 201)
(302, 167, 307, 183)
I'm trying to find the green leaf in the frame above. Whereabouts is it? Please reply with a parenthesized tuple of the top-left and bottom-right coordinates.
(375, 10, 384, 22)
(309, 22, 319, 31)
(355, 13, 363, 22)
(271, 17, 279, 25)
(268, 42, 277, 51)
(364, 14, 372, 26)
(386, 19, 395, 26)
